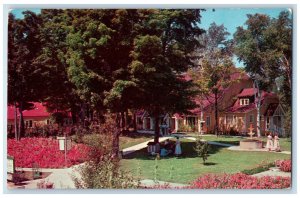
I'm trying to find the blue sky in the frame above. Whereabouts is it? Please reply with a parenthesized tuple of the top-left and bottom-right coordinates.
(10, 8, 290, 67)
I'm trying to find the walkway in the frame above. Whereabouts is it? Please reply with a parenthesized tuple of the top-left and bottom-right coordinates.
(122, 137, 170, 156)
(227, 146, 291, 154)
(252, 168, 291, 178)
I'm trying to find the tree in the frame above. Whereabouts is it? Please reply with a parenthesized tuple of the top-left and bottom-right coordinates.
(234, 11, 292, 137)
(128, 10, 205, 143)
(189, 22, 234, 136)
(194, 136, 210, 164)
(8, 11, 44, 139)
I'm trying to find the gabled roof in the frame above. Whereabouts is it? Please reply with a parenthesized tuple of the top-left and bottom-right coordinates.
(226, 88, 278, 113)
(7, 102, 51, 120)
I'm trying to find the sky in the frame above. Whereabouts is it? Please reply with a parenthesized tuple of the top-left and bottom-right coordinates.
(10, 7, 290, 67)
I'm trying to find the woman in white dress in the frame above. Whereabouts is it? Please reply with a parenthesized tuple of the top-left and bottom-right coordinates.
(266, 132, 273, 151)
(174, 137, 182, 156)
(273, 133, 281, 152)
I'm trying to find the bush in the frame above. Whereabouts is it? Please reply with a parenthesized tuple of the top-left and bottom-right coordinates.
(241, 162, 275, 175)
(8, 138, 90, 168)
(194, 137, 209, 164)
(275, 160, 292, 172)
(188, 173, 291, 189)
(73, 156, 138, 189)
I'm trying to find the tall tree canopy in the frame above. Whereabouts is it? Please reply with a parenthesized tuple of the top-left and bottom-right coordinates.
(234, 11, 292, 136)
(8, 11, 44, 139)
(189, 22, 234, 135)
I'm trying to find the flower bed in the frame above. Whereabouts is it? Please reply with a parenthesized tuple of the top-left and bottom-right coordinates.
(188, 173, 291, 189)
(275, 160, 292, 172)
(145, 173, 291, 189)
(8, 138, 90, 168)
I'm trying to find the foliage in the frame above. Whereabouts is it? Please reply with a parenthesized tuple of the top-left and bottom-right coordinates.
(194, 137, 209, 164)
(241, 161, 274, 175)
(73, 156, 138, 189)
(37, 180, 55, 189)
(234, 11, 292, 107)
(188, 173, 291, 189)
(8, 138, 90, 168)
(189, 23, 236, 135)
(275, 159, 291, 172)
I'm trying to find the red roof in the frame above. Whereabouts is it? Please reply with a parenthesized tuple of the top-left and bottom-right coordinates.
(226, 88, 278, 113)
(7, 102, 50, 120)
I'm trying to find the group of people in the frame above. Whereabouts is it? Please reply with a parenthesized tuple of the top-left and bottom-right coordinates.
(160, 137, 182, 157)
(266, 132, 281, 152)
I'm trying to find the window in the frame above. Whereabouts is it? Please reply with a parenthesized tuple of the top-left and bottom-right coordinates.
(240, 98, 250, 106)
(249, 115, 254, 123)
(206, 116, 211, 127)
(25, 120, 33, 128)
(186, 117, 196, 126)
(47, 119, 50, 125)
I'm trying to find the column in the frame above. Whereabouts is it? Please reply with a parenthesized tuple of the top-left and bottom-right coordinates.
(175, 118, 179, 132)
(142, 118, 147, 130)
(196, 117, 200, 133)
(150, 118, 154, 130)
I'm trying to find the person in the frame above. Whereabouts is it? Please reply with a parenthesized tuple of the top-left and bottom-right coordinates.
(174, 137, 182, 156)
(266, 132, 273, 151)
(273, 133, 281, 152)
(160, 147, 170, 157)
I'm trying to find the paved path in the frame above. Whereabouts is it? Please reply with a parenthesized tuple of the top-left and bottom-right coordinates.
(122, 137, 171, 156)
(227, 146, 291, 154)
(252, 168, 291, 178)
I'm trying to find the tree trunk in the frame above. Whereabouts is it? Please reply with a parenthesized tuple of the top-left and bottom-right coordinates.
(14, 101, 18, 140)
(154, 112, 160, 144)
(112, 113, 122, 159)
(121, 111, 125, 132)
(133, 110, 137, 132)
(71, 106, 77, 124)
(255, 81, 261, 137)
(18, 101, 25, 140)
(125, 110, 129, 130)
(214, 92, 219, 136)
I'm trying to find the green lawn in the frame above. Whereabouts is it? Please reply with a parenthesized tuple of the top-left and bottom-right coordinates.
(120, 133, 153, 149)
(121, 138, 291, 184)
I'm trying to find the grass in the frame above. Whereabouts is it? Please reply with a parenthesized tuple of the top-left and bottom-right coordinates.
(120, 138, 291, 184)
(120, 132, 153, 149)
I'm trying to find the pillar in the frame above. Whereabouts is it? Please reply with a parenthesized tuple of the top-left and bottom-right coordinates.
(150, 117, 155, 130)
(175, 118, 179, 132)
(143, 118, 147, 130)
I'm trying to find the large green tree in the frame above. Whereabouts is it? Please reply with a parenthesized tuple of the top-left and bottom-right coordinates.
(234, 11, 292, 137)
(189, 22, 234, 136)
(8, 11, 44, 139)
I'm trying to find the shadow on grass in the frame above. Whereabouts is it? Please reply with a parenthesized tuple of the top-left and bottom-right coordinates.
(211, 140, 241, 146)
(203, 162, 217, 166)
(121, 131, 154, 139)
(123, 141, 223, 161)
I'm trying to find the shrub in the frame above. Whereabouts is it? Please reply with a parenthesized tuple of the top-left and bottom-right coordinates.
(241, 162, 275, 175)
(8, 138, 90, 168)
(194, 137, 209, 164)
(188, 173, 291, 189)
(73, 153, 137, 189)
(275, 160, 292, 172)
(37, 180, 54, 189)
